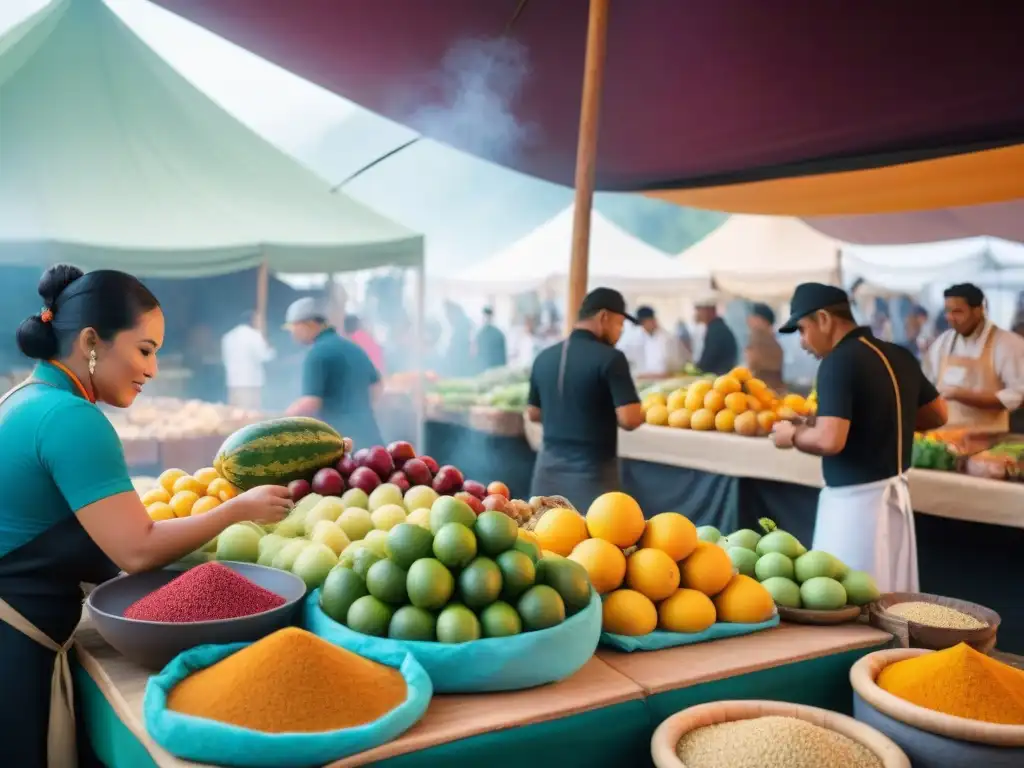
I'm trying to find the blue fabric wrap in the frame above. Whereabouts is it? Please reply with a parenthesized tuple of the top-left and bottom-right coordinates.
(304, 589, 602, 693)
(143, 639, 432, 768)
(600, 613, 780, 652)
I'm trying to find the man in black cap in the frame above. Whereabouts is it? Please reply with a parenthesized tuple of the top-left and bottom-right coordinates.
(473, 306, 507, 373)
(526, 288, 644, 511)
(925, 282, 1024, 433)
(770, 283, 947, 592)
(745, 302, 784, 391)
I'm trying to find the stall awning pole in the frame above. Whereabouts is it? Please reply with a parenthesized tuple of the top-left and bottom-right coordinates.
(255, 258, 269, 334)
(565, 0, 611, 335)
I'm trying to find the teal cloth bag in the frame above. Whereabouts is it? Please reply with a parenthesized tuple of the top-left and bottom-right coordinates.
(304, 589, 602, 693)
(600, 613, 780, 652)
(144, 639, 432, 768)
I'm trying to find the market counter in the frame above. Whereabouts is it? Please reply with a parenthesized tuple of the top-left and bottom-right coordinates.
(75, 622, 892, 768)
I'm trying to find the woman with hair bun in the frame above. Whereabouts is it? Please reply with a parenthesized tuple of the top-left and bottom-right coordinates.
(0, 265, 295, 768)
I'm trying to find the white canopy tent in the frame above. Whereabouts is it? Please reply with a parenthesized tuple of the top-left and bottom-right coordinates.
(676, 215, 842, 301)
(0, 0, 423, 277)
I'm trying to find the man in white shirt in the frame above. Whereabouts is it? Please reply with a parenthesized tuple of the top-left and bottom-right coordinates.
(926, 283, 1024, 433)
(618, 306, 685, 378)
(221, 311, 275, 410)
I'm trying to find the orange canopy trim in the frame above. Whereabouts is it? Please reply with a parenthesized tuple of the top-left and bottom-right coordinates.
(647, 144, 1024, 216)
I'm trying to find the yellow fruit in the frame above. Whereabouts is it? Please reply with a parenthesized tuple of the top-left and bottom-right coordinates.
(745, 395, 763, 413)
(518, 528, 540, 546)
(714, 409, 736, 432)
(689, 379, 713, 397)
(626, 548, 681, 602)
(713, 375, 742, 395)
(206, 477, 239, 501)
(684, 388, 706, 411)
(714, 574, 777, 624)
(147, 502, 175, 522)
(639, 512, 698, 561)
(667, 408, 692, 429)
(642, 392, 667, 410)
(729, 366, 752, 383)
(659, 588, 717, 633)
(169, 490, 200, 519)
(679, 541, 734, 596)
(776, 406, 800, 422)
(703, 390, 726, 412)
(172, 475, 206, 497)
(140, 487, 171, 506)
(569, 538, 627, 594)
(745, 378, 766, 394)
(690, 408, 716, 431)
(645, 404, 670, 426)
(193, 467, 221, 487)
(158, 468, 188, 493)
(191, 496, 222, 516)
(601, 589, 658, 636)
(723, 392, 748, 414)
(782, 393, 808, 415)
(734, 410, 759, 437)
(535, 508, 590, 556)
(756, 410, 778, 434)
(586, 492, 645, 548)
(666, 388, 688, 412)
(755, 387, 776, 407)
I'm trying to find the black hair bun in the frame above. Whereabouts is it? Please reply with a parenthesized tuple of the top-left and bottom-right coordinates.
(16, 315, 58, 360)
(38, 264, 84, 308)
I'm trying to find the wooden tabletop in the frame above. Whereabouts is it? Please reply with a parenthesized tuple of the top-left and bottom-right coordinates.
(76, 621, 893, 767)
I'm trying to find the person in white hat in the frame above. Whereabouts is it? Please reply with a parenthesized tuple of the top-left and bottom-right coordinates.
(694, 296, 738, 375)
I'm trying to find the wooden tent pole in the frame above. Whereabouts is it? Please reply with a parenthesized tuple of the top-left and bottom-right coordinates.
(255, 258, 269, 334)
(565, 0, 611, 335)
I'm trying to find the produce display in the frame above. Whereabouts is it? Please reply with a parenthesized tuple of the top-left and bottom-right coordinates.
(675, 715, 883, 768)
(877, 642, 1024, 725)
(428, 366, 530, 411)
(697, 520, 880, 612)
(965, 438, 1024, 481)
(882, 601, 988, 630)
(106, 396, 263, 442)
(530, 492, 777, 637)
(911, 433, 958, 471)
(166, 627, 409, 733)
(641, 366, 815, 436)
(123, 562, 284, 623)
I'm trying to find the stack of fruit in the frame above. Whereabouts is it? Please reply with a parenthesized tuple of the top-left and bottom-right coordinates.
(109, 396, 262, 442)
(641, 367, 814, 437)
(531, 493, 778, 638)
(141, 467, 239, 521)
(316, 494, 593, 643)
(700, 521, 880, 612)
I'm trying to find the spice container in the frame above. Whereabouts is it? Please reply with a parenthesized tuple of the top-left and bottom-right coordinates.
(851, 648, 1024, 768)
(650, 700, 909, 768)
(87, 561, 306, 670)
(869, 592, 999, 652)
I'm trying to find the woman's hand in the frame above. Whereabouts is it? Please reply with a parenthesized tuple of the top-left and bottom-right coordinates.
(226, 485, 294, 525)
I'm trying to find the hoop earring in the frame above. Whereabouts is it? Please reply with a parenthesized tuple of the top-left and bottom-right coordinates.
(88, 350, 97, 376)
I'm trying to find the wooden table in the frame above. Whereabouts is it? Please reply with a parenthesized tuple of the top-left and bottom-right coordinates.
(76, 622, 893, 768)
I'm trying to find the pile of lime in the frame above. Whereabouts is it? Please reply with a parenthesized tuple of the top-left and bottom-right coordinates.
(697, 521, 880, 611)
(319, 496, 593, 642)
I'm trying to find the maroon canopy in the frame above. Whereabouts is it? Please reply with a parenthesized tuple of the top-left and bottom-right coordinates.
(151, 0, 1024, 200)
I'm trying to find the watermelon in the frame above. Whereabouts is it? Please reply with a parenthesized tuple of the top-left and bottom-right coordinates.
(214, 417, 346, 491)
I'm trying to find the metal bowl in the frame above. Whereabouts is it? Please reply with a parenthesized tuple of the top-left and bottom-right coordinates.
(85, 561, 306, 670)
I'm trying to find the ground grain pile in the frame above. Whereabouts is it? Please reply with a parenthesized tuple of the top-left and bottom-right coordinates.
(877, 642, 1024, 724)
(123, 562, 285, 622)
(167, 627, 408, 732)
(885, 601, 988, 630)
(675, 715, 882, 768)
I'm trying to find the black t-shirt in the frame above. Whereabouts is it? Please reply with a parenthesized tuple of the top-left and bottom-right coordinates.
(816, 327, 939, 487)
(528, 329, 640, 463)
(698, 317, 739, 375)
(302, 329, 382, 447)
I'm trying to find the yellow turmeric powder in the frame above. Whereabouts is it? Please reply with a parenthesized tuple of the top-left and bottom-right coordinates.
(167, 627, 407, 732)
(877, 642, 1024, 725)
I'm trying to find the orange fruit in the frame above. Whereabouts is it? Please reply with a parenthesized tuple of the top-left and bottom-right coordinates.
(679, 541, 734, 596)
(703, 390, 726, 412)
(667, 408, 692, 429)
(715, 409, 736, 432)
(191, 496, 222, 516)
(684, 388, 706, 411)
(569, 538, 627, 594)
(782, 393, 809, 415)
(745, 378, 766, 394)
(724, 392, 748, 414)
(728, 367, 752, 383)
(586, 492, 645, 548)
(755, 388, 776, 407)
(734, 410, 759, 437)
(206, 478, 239, 501)
(645, 405, 670, 426)
(690, 408, 716, 431)
(193, 467, 221, 487)
(535, 508, 590, 556)
(626, 548, 681, 602)
(756, 410, 778, 434)
(602, 589, 658, 636)
(169, 490, 200, 518)
(640, 512, 698, 561)
(158, 468, 188, 494)
(714, 574, 776, 623)
(140, 487, 171, 506)
(713, 375, 742, 395)
(659, 588, 717, 633)
(147, 502, 175, 522)
(172, 475, 206, 496)
(666, 389, 688, 412)
(689, 379, 713, 397)
(745, 395, 763, 412)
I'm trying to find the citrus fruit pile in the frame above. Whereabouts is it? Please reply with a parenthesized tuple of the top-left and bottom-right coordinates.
(142, 467, 239, 521)
(641, 366, 815, 436)
(533, 492, 777, 636)
(699, 521, 880, 611)
(318, 493, 593, 642)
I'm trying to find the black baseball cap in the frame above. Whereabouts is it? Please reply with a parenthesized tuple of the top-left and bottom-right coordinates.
(750, 302, 775, 325)
(579, 287, 636, 323)
(779, 283, 851, 334)
(636, 306, 655, 321)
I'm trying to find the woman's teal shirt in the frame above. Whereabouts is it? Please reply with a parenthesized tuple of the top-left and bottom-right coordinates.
(0, 363, 134, 558)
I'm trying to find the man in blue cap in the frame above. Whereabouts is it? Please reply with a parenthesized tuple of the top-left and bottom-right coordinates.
(770, 283, 948, 592)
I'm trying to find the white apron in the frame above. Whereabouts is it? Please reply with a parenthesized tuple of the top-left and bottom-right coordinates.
(935, 326, 1008, 434)
(812, 337, 919, 592)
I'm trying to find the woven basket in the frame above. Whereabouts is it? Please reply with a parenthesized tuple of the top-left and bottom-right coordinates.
(468, 406, 525, 437)
(651, 699, 909, 767)
(869, 593, 999, 653)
